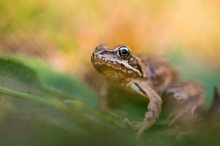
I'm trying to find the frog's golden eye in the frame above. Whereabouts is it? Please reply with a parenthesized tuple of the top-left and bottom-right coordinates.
(117, 46, 130, 59)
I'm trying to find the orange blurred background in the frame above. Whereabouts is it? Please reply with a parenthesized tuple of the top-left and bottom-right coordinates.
(0, 0, 219, 79)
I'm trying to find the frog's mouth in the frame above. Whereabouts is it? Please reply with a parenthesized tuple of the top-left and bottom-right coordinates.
(91, 53, 142, 78)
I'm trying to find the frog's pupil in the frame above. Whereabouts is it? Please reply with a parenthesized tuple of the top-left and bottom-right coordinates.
(121, 48, 128, 54)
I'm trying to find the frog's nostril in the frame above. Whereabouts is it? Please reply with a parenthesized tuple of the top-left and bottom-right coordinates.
(95, 44, 108, 52)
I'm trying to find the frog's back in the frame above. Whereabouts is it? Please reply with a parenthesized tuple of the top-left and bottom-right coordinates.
(140, 56, 178, 92)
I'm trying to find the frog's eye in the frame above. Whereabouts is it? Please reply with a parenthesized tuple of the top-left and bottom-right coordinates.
(117, 46, 130, 59)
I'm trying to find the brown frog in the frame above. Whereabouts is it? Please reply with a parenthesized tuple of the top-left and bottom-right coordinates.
(91, 44, 205, 135)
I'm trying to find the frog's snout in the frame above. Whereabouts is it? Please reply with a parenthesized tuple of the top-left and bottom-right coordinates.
(94, 44, 108, 55)
(91, 44, 107, 63)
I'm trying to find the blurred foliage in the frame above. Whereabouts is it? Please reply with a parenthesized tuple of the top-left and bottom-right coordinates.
(0, 57, 136, 146)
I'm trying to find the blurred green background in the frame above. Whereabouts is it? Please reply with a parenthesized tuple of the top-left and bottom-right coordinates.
(0, 0, 220, 146)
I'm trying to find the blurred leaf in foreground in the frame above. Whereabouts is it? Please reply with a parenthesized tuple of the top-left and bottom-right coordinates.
(0, 57, 139, 146)
(0, 55, 220, 146)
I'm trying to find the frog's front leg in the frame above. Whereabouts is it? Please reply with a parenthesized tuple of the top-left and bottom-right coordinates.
(100, 82, 126, 117)
(100, 81, 110, 110)
(128, 80, 162, 135)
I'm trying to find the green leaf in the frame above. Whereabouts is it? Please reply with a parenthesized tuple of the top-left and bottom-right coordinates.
(0, 55, 219, 146)
(0, 57, 140, 146)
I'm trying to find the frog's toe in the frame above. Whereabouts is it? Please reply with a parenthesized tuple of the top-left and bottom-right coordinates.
(123, 118, 149, 137)
(123, 118, 143, 130)
(168, 112, 182, 127)
(168, 106, 200, 127)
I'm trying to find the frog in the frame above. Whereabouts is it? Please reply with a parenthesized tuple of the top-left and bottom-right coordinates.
(91, 44, 205, 136)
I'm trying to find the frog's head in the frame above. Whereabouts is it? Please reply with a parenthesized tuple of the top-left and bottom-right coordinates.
(91, 44, 146, 82)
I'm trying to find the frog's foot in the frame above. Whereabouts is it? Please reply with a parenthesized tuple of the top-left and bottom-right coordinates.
(168, 105, 201, 127)
(123, 118, 143, 130)
(168, 111, 184, 127)
(101, 108, 126, 119)
(123, 118, 154, 137)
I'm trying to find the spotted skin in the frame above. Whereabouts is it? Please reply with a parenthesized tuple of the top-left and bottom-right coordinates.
(91, 44, 205, 135)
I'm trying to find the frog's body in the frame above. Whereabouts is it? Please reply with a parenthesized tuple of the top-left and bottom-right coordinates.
(91, 44, 204, 135)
